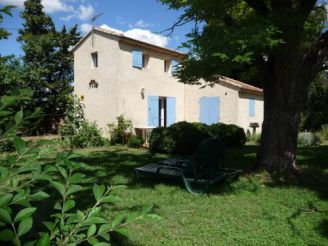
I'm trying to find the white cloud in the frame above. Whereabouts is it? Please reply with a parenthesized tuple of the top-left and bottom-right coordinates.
(0, 0, 74, 13)
(80, 23, 92, 34)
(124, 28, 169, 47)
(100, 24, 123, 35)
(78, 4, 94, 20)
(129, 20, 153, 29)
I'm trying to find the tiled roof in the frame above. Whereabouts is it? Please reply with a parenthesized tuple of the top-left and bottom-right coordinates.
(218, 76, 263, 94)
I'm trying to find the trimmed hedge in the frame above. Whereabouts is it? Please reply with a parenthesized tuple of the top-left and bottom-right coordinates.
(149, 121, 246, 155)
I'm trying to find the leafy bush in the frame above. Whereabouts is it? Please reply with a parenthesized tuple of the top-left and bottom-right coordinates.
(149, 122, 246, 155)
(60, 97, 105, 148)
(108, 115, 133, 144)
(127, 135, 144, 148)
(0, 94, 159, 245)
(316, 124, 328, 144)
(208, 123, 247, 147)
(298, 132, 319, 146)
(247, 133, 261, 144)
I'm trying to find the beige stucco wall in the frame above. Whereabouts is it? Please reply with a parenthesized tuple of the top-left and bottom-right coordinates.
(237, 92, 264, 134)
(74, 31, 264, 135)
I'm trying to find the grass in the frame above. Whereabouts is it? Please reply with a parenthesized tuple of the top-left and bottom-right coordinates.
(71, 145, 328, 246)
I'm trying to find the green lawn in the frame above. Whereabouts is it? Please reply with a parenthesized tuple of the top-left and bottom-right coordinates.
(73, 146, 328, 246)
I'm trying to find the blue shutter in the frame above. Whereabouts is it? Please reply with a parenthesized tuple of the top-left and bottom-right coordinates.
(249, 97, 255, 116)
(209, 97, 220, 124)
(200, 97, 209, 124)
(171, 60, 179, 76)
(148, 96, 159, 127)
(132, 50, 143, 68)
(166, 97, 176, 126)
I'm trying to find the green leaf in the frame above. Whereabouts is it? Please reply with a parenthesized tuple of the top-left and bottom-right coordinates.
(87, 238, 99, 245)
(111, 213, 125, 229)
(15, 110, 23, 124)
(99, 232, 110, 241)
(93, 184, 105, 201)
(63, 200, 75, 212)
(29, 191, 50, 201)
(14, 207, 37, 223)
(56, 166, 67, 180)
(49, 181, 65, 196)
(113, 227, 129, 237)
(18, 217, 33, 237)
(14, 137, 26, 156)
(0, 229, 15, 241)
(0, 208, 11, 223)
(94, 243, 111, 246)
(98, 224, 111, 234)
(82, 217, 108, 226)
(0, 194, 13, 207)
(66, 185, 84, 196)
(101, 195, 122, 204)
(142, 204, 153, 214)
(36, 233, 50, 246)
(87, 224, 96, 237)
(69, 173, 85, 184)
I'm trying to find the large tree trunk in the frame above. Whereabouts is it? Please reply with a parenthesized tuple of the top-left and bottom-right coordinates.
(257, 49, 312, 178)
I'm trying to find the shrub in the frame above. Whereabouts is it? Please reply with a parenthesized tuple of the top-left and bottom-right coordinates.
(208, 123, 247, 147)
(71, 121, 105, 148)
(127, 135, 144, 148)
(149, 122, 246, 155)
(316, 124, 328, 144)
(0, 94, 159, 245)
(247, 133, 261, 144)
(298, 132, 319, 146)
(60, 97, 105, 148)
(108, 115, 133, 144)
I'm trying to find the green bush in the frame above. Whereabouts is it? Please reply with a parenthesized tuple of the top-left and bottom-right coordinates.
(316, 124, 328, 144)
(298, 132, 319, 146)
(208, 123, 247, 147)
(60, 97, 105, 148)
(127, 135, 144, 148)
(108, 115, 133, 144)
(149, 122, 246, 155)
(0, 94, 159, 245)
(247, 133, 261, 144)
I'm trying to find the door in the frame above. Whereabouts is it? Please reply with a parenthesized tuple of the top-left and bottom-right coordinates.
(148, 96, 159, 127)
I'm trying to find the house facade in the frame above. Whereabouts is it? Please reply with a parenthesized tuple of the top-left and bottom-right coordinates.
(73, 27, 264, 135)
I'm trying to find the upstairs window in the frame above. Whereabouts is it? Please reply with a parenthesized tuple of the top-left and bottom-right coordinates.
(171, 59, 179, 76)
(249, 97, 255, 116)
(132, 50, 143, 68)
(142, 54, 149, 68)
(91, 52, 98, 68)
(164, 60, 170, 72)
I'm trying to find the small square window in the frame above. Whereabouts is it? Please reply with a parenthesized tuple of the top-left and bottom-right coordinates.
(143, 54, 149, 68)
(91, 52, 98, 68)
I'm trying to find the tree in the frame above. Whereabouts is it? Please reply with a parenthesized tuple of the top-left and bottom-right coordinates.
(160, 0, 328, 179)
(302, 70, 328, 131)
(18, 0, 79, 133)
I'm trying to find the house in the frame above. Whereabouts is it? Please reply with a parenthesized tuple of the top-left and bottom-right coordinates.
(73, 27, 264, 135)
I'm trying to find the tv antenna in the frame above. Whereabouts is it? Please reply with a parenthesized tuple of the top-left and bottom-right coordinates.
(91, 13, 103, 47)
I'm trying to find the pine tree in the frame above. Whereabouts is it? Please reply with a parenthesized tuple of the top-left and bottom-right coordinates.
(18, 0, 80, 133)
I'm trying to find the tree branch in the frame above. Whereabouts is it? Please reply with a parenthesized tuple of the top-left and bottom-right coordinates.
(157, 13, 195, 36)
(245, 0, 269, 16)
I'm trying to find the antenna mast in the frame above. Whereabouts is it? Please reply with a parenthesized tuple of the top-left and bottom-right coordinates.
(91, 12, 104, 47)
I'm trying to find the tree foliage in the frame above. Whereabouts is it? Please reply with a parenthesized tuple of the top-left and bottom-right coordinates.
(17, 0, 80, 133)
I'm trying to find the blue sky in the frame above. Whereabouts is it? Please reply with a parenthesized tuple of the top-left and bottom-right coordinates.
(0, 0, 194, 57)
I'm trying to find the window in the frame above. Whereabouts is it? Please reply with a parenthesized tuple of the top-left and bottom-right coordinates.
(142, 54, 149, 68)
(91, 52, 98, 68)
(199, 97, 220, 125)
(164, 60, 170, 72)
(171, 59, 179, 76)
(132, 50, 143, 68)
(249, 97, 255, 116)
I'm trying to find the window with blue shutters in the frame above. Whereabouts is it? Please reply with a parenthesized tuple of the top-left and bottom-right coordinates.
(132, 50, 143, 68)
(148, 96, 176, 127)
(249, 97, 255, 116)
(199, 97, 220, 125)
